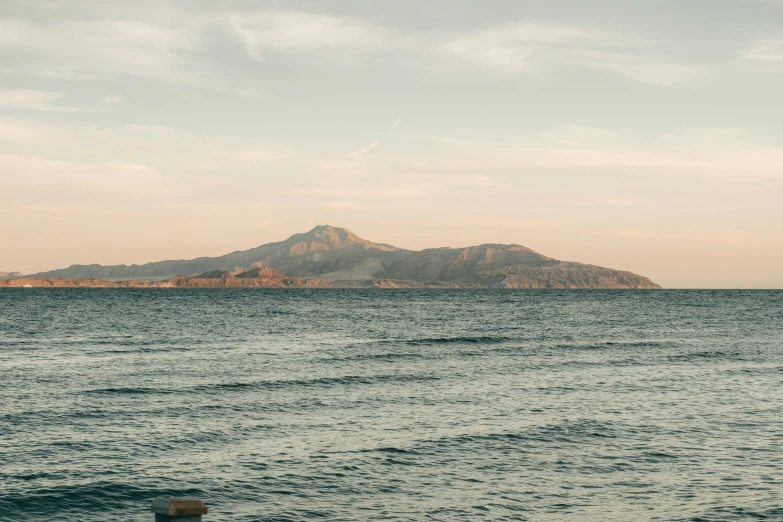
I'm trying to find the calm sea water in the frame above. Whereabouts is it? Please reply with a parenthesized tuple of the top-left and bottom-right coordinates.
(0, 290, 781, 521)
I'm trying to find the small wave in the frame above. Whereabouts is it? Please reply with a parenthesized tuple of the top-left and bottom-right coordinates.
(553, 340, 680, 351)
(324, 352, 425, 362)
(82, 374, 438, 397)
(685, 505, 783, 521)
(406, 336, 510, 346)
(724, 366, 783, 375)
(84, 387, 174, 395)
(667, 351, 741, 362)
(88, 346, 192, 356)
(367, 446, 418, 454)
(6, 472, 63, 482)
(191, 374, 440, 393)
(425, 420, 623, 449)
(640, 451, 679, 461)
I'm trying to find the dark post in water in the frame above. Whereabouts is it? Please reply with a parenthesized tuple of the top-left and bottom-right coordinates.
(151, 498, 208, 521)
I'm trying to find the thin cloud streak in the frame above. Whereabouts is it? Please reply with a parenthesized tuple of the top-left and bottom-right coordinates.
(349, 141, 380, 161)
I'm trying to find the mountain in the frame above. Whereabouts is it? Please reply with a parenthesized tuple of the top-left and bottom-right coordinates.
(25, 225, 661, 288)
(0, 271, 23, 280)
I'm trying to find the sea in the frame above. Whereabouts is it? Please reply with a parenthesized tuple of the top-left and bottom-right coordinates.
(0, 289, 781, 521)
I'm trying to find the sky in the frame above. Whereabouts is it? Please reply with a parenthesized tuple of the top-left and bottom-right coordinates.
(2, 0, 782, 288)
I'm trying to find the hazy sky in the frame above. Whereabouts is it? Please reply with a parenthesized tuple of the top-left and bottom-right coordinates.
(2, 0, 782, 287)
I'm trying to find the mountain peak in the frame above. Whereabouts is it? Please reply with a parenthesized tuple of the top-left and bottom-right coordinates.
(309, 224, 339, 232)
(307, 224, 355, 240)
(289, 225, 398, 252)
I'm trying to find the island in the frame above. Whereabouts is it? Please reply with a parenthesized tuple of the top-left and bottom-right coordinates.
(2, 226, 661, 289)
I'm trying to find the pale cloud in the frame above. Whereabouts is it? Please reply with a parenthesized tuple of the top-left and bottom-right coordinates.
(436, 23, 703, 86)
(0, 89, 69, 111)
(230, 16, 265, 63)
(742, 40, 783, 61)
(0, 119, 287, 177)
(350, 141, 380, 161)
(227, 11, 702, 88)
(313, 159, 369, 172)
(439, 38, 536, 73)
(285, 186, 424, 199)
(0, 153, 159, 183)
(0, 9, 712, 88)
(464, 148, 783, 178)
(655, 127, 754, 150)
(536, 124, 624, 148)
(233, 148, 282, 165)
(125, 123, 192, 140)
(0, 153, 164, 204)
(121, 123, 288, 169)
(0, 120, 47, 143)
(407, 128, 783, 178)
(617, 227, 783, 247)
(571, 50, 704, 86)
(392, 118, 402, 129)
(229, 10, 386, 61)
(101, 94, 125, 104)
(321, 200, 381, 210)
(620, 63, 704, 86)
(0, 17, 202, 82)
(438, 23, 597, 73)
(0, 90, 127, 112)
(579, 198, 652, 207)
